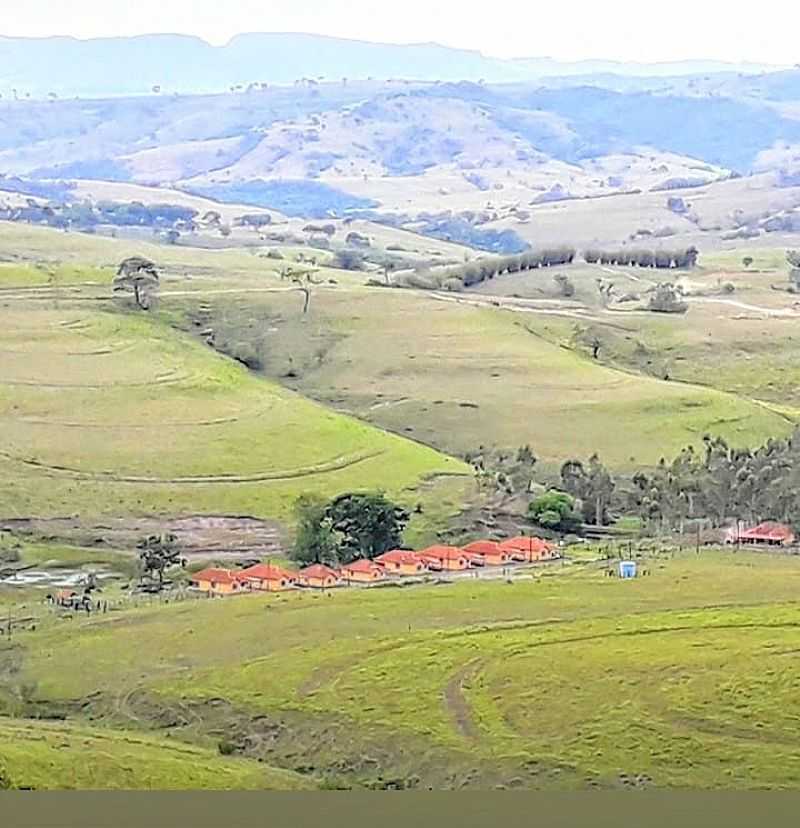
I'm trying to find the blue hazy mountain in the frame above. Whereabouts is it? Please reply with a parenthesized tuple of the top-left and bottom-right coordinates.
(0, 33, 787, 98)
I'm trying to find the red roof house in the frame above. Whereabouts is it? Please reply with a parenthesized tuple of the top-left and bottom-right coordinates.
(374, 550, 428, 575)
(729, 521, 795, 547)
(189, 567, 245, 595)
(416, 545, 472, 571)
(499, 536, 559, 562)
(463, 540, 511, 566)
(298, 563, 341, 588)
(237, 563, 298, 592)
(341, 558, 387, 583)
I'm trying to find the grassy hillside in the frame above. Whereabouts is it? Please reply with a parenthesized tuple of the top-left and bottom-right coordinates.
(0, 719, 313, 790)
(477, 249, 800, 414)
(178, 286, 794, 468)
(0, 289, 468, 522)
(7, 550, 800, 788)
(1, 221, 795, 481)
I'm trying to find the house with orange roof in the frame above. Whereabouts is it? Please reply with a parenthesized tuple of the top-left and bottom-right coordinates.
(413, 553, 443, 572)
(237, 563, 297, 592)
(726, 521, 796, 547)
(499, 536, 559, 562)
(298, 563, 342, 589)
(462, 550, 486, 567)
(374, 549, 429, 576)
(189, 567, 245, 596)
(416, 545, 472, 571)
(340, 558, 387, 583)
(463, 540, 512, 567)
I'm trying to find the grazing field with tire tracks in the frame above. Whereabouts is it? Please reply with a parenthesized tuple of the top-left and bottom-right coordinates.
(6, 551, 800, 789)
(0, 718, 314, 789)
(0, 299, 467, 522)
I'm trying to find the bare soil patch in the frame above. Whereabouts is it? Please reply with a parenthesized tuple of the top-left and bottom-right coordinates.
(1, 515, 286, 560)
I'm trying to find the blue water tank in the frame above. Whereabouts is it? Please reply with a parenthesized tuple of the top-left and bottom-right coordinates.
(619, 560, 637, 579)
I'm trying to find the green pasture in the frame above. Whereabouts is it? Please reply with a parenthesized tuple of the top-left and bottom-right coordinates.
(5, 551, 800, 788)
(0, 718, 313, 789)
(0, 300, 468, 523)
(178, 287, 794, 468)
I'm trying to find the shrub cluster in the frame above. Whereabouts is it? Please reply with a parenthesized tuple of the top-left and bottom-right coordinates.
(0, 199, 198, 231)
(415, 247, 577, 290)
(583, 246, 698, 269)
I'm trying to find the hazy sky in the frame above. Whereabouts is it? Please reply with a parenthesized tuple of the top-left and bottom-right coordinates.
(1, 0, 796, 64)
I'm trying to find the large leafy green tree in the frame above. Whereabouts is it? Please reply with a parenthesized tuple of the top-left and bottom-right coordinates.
(291, 493, 338, 566)
(290, 491, 409, 566)
(529, 490, 581, 532)
(326, 492, 410, 563)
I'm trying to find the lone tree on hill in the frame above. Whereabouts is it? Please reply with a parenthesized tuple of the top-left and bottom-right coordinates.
(291, 276, 312, 314)
(114, 256, 160, 310)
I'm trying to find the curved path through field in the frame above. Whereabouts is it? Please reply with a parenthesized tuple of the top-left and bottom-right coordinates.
(0, 448, 384, 485)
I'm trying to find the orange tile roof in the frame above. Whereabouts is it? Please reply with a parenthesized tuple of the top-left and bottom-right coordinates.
(300, 564, 341, 580)
(238, 563, 297, 582)
(500, 536, 552, 553)
(375, 549, 426, 566)
(417, 552, 442, 569)
(740, 522, 795, 542)
(417, 545, 468, 561)
(191, 567, 242, 585)
(464, 540, 503, 556)
(342, 558, 385, 574)
(461, 550, 486, 563)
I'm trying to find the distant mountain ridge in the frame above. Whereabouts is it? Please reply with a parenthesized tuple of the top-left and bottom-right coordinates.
(0, 33, 788, 98)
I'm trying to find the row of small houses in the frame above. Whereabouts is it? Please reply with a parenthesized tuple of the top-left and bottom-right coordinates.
(190, 537, 559, 596)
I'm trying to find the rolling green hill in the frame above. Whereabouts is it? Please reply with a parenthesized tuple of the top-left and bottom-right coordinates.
(0, 719, 314, 790)
(181, 285, 795, 469)
(0, 292, 468, 523)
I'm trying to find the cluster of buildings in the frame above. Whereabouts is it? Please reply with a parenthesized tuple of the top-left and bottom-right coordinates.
(189, 536, 559, 597)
